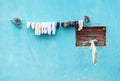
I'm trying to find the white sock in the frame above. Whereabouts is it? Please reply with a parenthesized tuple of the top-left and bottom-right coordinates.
(51, 22, 56, 35)
(26, 22, 31, 28)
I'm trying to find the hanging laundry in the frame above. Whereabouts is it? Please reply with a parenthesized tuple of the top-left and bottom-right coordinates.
(39, 23, 42, 35)
(56, 22, 60, 28)
(34, 23, 42, 35)
(51, 22, 56, 34)
(26, 22, 31, 28)
(34, 23, 39, 35)
(61, 22, 71, 28)
(89, 39, 97, 65)
(70, 21, 77, 27)
(47, 22, 52, 35)
(78, 20, 84, 31)
(41, 23, 44, 34)
(31, 23, 35, 29)
(26, 22, 57, 35)
(37, 23, 41, 35)
(43, 22, 47, 34)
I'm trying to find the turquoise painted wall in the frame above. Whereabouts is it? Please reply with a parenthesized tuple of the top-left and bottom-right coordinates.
(0, 0, 120, 81)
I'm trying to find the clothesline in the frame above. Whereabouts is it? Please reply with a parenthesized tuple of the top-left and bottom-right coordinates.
(11, 16, 90, 27)
(26, 20, 84, 35)
(11, 16, 90, 35)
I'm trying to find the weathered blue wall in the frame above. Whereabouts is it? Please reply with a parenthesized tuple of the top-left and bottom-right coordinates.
(0, 0, 120, 81)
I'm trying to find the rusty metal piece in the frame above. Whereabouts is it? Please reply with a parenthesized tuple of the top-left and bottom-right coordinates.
(11, 18, 22, 28)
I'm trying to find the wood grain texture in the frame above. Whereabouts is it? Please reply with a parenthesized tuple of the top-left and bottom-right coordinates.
(76, 26, 106, 46)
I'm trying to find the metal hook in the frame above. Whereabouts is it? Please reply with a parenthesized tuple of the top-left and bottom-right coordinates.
(11, 18, 22, 28)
